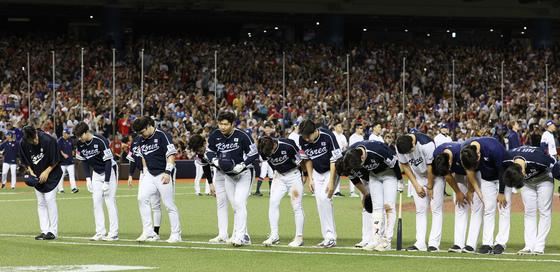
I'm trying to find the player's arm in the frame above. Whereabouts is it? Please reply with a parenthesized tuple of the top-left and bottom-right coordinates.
(39, 136, 61, 183)
(18, 143, 35, 176)
(465, 169, 482, 204)
(58, 139, 68, 158)
(400, 162, 425, 198)
(446, 174, 465, 207)
(205, 133, 219, 167)
(423, 143, 436, 198)
(495, 150, 507, 208)
(101, 139, 114, 183)
(328, 131, 342, 198)
(162, 132, 177, 184)
(242, 133, 258, 167)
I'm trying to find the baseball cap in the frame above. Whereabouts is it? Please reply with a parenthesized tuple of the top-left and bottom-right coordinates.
(219, 157, 235, 173)
(552, 162, 560, 180)
(6, 131, 13, 137)
(439, 123, 449, 129)
(63, 128, 71, 134)
(23, 174, 39, 187)
(546, 120, 556, 127)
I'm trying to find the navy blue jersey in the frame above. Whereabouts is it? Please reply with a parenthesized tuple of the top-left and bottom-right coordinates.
(57, 137, 74, 165)
(433, 142, 466, 175)
(18, 131, 62, 193)
(260, 138, 301, 174)
(503, 146, 555, 181)
(349, 140, 402, 179)
(194, 153, 214, 184)
(136, 129, 177, 176)
(299, 128, 342, 174)
(76, 134, 116, 181)
(126, 136, 144, 176)
(206, 128, 258, 172)
(506, 130, 521, 150)
(0, 140, 18, 164)
(348, 168, 370, 185)
(463, 137, 507, 192)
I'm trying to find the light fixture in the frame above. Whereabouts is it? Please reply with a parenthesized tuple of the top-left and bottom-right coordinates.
(490, 28, 494, 32)
(404, 29, 408, 32)
(523, 26, 527, 30)
(446, 29, 450, 33)
(316, 21, 320, 26)
(452, 32, 456, 38)
(263, 30, 267, 33)
(521, 31, 525, 35)
(89, 15, 94, 19)
(427, 33, 430, 37)
(363, 28, 367, 32)
(274, 26, 279, 30)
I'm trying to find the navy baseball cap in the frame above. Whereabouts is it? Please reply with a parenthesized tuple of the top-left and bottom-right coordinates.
(23, 174, 39, 187)
(6, 131, 13, 137)
(439, 123, 449, 129)
(219, 157, 235, 173)
(546, 120, 556, 127)
(63, 128, 71, 134)
(552, 162, 560, 180)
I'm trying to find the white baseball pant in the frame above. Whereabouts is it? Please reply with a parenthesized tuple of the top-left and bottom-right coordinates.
(465, 172, 512, 248)
(368, 169, 398, 243)
(57, 164, 77, 191)
(91, 169, 119, 237)
(138, 171, 181, 237)
(213, 169, 230, 240)
(35, 188, 58, 236)
(312, 170, 337, 241)
(259, 161, 274, 179)
(2, 163, 16, 189)
(521, 178, 553, 252)
(268, 168, 304, 238)
(194, 162, 203, 194)
(410, 174, 444, 250)
(224, 169, 253, 242)
(452, 175, 469, 248)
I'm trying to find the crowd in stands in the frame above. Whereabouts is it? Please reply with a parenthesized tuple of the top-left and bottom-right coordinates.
(0, 34, 559, 159)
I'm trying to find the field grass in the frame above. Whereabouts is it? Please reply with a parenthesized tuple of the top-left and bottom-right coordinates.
(0, 178, 559, 271)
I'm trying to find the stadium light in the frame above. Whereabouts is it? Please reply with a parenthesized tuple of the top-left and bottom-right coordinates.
(274, 26, 279, 30)
(427, 33, 430, 37)
(263, 30, 267, 33)
(446, 29, 450, 33)
(316, 21, 320, 26)
(490, 28, 494, 32)
(523, 26, 527, 30)
(521, 31, 525, 35)
(500, 34, 504, 37)
(404, 29, 408, 32)
(89, 15, 94, 19)
(363, 28, 367, 32)
(452, 32, 456, 38)
(248, 32, 252, 38)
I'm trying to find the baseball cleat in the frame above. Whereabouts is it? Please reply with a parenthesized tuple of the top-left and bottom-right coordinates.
(136, 233, 159, 242)
(243, 234, 252, 245)
(102, 235, 119, 241)
(166, 235, 182, 243)
(34, 233, 46, 240)
(427, 246, 439, 252)
(44, 232, 56, 240)
(209, 236, 228, 244)
(252, 192, 263, 197)
(58, 190, 65, 194)
(71, 188, 79, 193)
(517, 248, 533, 255)
(316, 240, 326, 248)
(349, 192, 359, 198)
(322, 239, 336, 248)
(1, 184, 5, 189)
(533, 251, 544, 255)
(493, 244, 505, 255)
(288, 237, 304, 247)
(477, 245, 493, 254)
(90, 233, 106, 241)
(354, 240, 368, 248)
(374, 238, 391, 251)
(262, 236, 280, 246)
(405, 245, 420, 252)
(462, 246, 475, 254)
(448, 245, 462, 253)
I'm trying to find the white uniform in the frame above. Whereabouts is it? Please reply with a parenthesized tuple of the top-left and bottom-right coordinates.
(433, 133, 452, 147)
(1, 163, 16, 189)
(396, 133, 438, 250)
(57, 164, 77, 192)
(369, 133, 384, 143)
(288, 131, 300, 149)
(348, 133, 364, 195)
(194, 159, 211, 195)
(541, 130, 557, 157)
(521, 173, 554, 253)
(259, 160, 274, 180)
(333, 131, 348, 195)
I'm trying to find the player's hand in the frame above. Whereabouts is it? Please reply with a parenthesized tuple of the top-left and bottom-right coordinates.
(397, 180, 404, 192)
(307, 176, 315, 193)
(326, 182, 334, 199)
(86, 177, 93, 193)
(497, 193, 507, 209)
(455, 191, 467, 208)
(102, 182, 110, 193)
(128, 176, 133, 189)
(427, 188, 433, 199)
(466, 190, 474, 204)
(39, 169, 51, 184)
(162, 173, 171, 184)
(209, 183, 216, 197)
(63, 154, 69, 159)
(212, 158, 220, 168)
(231, 163, 246, 174)
(414, 184, 426, 198)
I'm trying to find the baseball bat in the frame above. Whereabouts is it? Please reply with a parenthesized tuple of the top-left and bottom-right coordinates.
(396, 189, 403, 251)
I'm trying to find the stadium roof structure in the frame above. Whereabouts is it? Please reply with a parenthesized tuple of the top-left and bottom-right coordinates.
(0, 0, 559, 19)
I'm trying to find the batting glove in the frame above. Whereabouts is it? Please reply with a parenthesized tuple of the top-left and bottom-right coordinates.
(102, 182, 110, 193)
(86, 177, 93, 193)
(231, 163, 246, 174)
(397, 179, 404, 192)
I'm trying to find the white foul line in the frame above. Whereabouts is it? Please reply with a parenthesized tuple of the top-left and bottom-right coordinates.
(47, 241, 560, 263)
(0, 192, 197, 203)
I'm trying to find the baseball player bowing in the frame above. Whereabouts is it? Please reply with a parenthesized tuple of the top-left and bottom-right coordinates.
(342, 140, 403, 251)
(395, 132, 437, 252)
(127, 134, 162, 237)
(73, 122, 120, 241)
(132, 117, 182, 243)
(432, 142, 470, 253)
(206, 111, 258, 247)
(257, 136, 305, 247)
(502, 146, 556, 255)
(460, 137, 510, 254)
(298, 119, 342, 248)
(19, 126, 63, 240)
